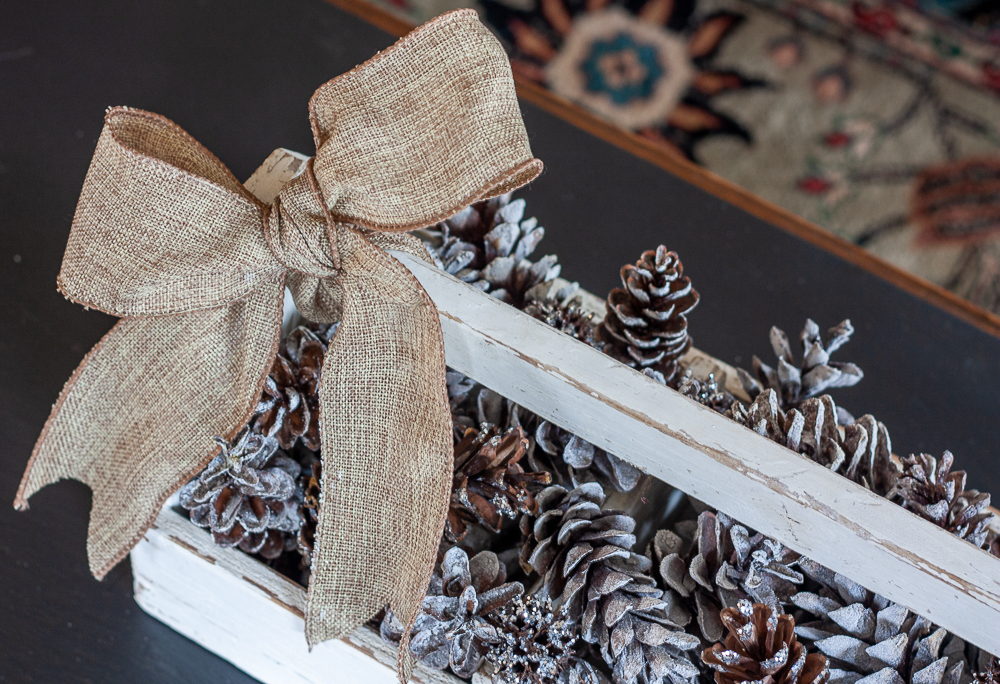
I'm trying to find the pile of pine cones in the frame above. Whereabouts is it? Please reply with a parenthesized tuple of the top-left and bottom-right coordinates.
(176, 193, 998, 684)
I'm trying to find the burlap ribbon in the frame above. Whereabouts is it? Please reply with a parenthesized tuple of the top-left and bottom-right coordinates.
(14, 10, 542, 679)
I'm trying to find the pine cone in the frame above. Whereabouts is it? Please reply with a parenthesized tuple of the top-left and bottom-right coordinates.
(419, 195, 560, 307)
(793, 559, 974, 684)
(726, 390, 842, 466)
(888, 452, 993, 549)
(487, 594, 585, 684)
(599, 246, 699, 385)
(703, 600, 830, 684)
(675, 369, 737, 414)
(525, 282, 600, 346)
(179, 428, 302, 559)
(254, 326, 326, 450)
(532, 420, 642, 493)
(520, 483, 700, 684)
(737, 320, 862, 424)
(448, 425, 552, 540)
(651, 511, 803, 644)
(381, 547, 523, 678)
(448, 375, 529, 437)
(297, 459, 321, 563)
(974, 657, 999, 684)
(725, 390, 896, 496)
(837, 414, 896, 496)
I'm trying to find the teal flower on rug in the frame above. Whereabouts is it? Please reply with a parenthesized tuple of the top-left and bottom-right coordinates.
(580, 32, 664, 104)
(482, 0, 767, 160)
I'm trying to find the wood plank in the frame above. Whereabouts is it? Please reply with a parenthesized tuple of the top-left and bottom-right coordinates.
(320, 0, 1000, 341)
(131, 507, 462, 684)
(389, 248, 1000, 655)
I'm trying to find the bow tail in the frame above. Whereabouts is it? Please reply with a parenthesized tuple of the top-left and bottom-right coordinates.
(15, 278, 286, 578)
(306, 230, 452, 682)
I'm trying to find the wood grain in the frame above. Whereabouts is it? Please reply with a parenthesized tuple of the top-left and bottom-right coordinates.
(320, 0, 1000, 341)
(132, 508, 463, 684)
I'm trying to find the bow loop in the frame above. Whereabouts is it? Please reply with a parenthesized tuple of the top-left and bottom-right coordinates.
(309, 10, 542, 232)
(59, 108, 280, 318)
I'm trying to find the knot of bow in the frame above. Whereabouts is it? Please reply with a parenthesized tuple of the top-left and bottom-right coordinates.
(15, 11, 541, 679)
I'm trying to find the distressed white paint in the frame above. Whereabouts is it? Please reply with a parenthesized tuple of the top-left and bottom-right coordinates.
(131, 149, 1000, 684)
(132, 507, 461, 684)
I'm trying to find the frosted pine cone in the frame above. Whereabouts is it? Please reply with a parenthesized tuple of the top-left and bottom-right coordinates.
(448, 425, 552, 540)
(702, 600, 830, 684)
(254, 326, 326, 450)
(837, 413, 895, 496)
(725, 390, 897, 495)
(532, 420, 641, 493)
(726, 390, 842, 467)
(380, 547, 523, 678)
(418, 195, 560, 307)
(793, 559, 975, 684)
(737, 320, 862, 424)
(599, 246, 699, 385)
(888, 451, 993, 549)
(519, 483, 700, 684)
(650, 511, 803, 643)
(179, 428, 302, 559)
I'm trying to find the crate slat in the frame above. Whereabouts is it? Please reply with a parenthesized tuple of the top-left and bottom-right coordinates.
(132, 507, 462, 684)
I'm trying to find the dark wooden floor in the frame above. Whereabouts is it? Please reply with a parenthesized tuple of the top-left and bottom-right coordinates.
(2, 0, 998, 681)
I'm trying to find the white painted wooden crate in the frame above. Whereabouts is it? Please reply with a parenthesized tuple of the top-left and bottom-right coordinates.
(130, 150, 1000, 684)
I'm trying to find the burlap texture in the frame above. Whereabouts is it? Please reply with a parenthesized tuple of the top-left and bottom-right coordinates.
(15, 10, 542, 681)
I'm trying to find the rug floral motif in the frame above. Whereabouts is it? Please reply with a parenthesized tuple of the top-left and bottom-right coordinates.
(363, 0, 1000, 314)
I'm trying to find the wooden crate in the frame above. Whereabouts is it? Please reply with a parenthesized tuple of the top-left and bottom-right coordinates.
(130, 149, 1000, 684)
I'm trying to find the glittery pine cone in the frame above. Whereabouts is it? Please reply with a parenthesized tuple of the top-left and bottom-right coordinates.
(487, 594, 584, 684)
(525, 282, 601, 346)
(675, 369, 737, 414)
(448, 424, 552, 540)
(296, 459, 321, 563)
(447, 374, 529, 437)
(973, 657, 1000, 684)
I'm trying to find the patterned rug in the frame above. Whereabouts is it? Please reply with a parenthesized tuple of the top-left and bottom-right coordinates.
(370, 0, 1000, 314)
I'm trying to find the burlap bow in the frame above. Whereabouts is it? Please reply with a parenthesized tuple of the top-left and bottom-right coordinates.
(14, 10, 542, 678)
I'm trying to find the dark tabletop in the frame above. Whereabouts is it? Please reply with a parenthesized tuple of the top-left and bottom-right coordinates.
(2, 0, 998, 681)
